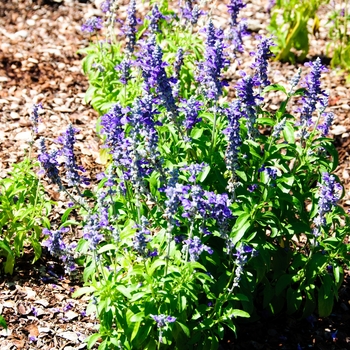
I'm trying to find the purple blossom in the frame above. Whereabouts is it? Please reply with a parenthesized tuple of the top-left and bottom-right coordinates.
(290, 67, 302, 93)
(133, 217, 150, 256)
(247, 184, 258, 192)
(299, 58, 328, 138)
(183, 236, 213, 261)
(100, 103, 132, 170)
(100, 0, 111, 13)
(228, 243, 256, 290)
(317, 112, 334, 136)
(42, 227, 76, 274)
(250, 36, 275, 88)
(181, 162, 207, 182)
(146, 4, 166, 33)
(81, 17, 103, 33)
(124, 0, 137, 53)
(272, 117, 286, 138)
(227, 20, 249, 57)
(151, 314, 176, 328)
(58, 125, 88, 187)
(196, 20, 229, 100)
(28, 335, 37, 342)
(223, 101, 242, 182)
(181, 1, 204, 25)
(227, 0, 246, 27)
(83, 191, 114, 250)
(37, 137, 62, 188)
(313, 172, 342, 237)
(179, 97, 202, 130)
(30, 103, 42, 133)
(265, 167, 277, 180)
(235, 73, 262, 138)
(115, 59, 131, 85)
(137, 36, 177, 115)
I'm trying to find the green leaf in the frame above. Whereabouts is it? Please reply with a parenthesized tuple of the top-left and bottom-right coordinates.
(0, 315, 7, 329)
(318, 283, 334, 317)
(176, 321, 190, 337)
(198, 165, 210, 182)
(86, 333, 101, 349)
(263, 84, 287, 95)
(72, 286, 96, 298)
(229, 213, 251, 246)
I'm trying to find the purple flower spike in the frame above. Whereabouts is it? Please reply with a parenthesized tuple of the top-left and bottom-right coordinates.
(179, 97, 202, 130)
(42, 227, 76, 274)
(151, 314, 176, 328)
(250, 36, 275, 88)
(227, 20, 249, 57)
(196, 20, 229, 100)
(223, 100, 242, 177)
(235, 73, 262, 138)
(317, 112, 334, 137)
(81, 17, 103, 33)
(298, 57, 328, 138)
(146, 4, 167, 33)
(183, 236, 213, 261)
(124, 0, 137, 53)
(38, 137, 62, 188)
(115, 59, 131, 85)
(313, 172, 342, 237)
(227, 0, 246, 27)
(58, 125, 88, 187)
(30, 103, 42, 133)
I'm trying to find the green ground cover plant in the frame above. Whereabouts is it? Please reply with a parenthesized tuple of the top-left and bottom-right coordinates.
(36, 1, 350, 349)
(0, 104, 51, 274)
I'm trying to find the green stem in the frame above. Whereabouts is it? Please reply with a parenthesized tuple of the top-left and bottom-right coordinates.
(209, 102, 218, 161)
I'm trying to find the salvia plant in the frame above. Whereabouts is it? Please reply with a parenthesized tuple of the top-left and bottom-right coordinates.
(0, 104, 52, 274)
(37, 1, 350, 349)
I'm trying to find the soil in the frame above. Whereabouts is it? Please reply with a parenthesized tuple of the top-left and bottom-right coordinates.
(0, 0, 350, 349)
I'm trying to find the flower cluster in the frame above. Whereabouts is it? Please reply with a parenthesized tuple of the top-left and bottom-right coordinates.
(250, 36, 275, 88)
(81, 16, 103, 33)
(124, 0, 137, 54)
(37, 137, 62, 188)
(151, 314, 176, 327)
(235, 73, 262, 138)
(313, 172, 342, 237)
(133, 216, 151, 256)
(137, 36, 177, 115)
(115, 59, 132, 85)
(181, 0, 203, 25)
(183, 236, 213, 261)
(299, 57, 328, 138)
(30, 103, 42, 133)
(223, 100, 242, 192)
(227, 0, 246, 27)
(57, 125, 88, 187)
(228, 243, 256, 290)
(146, 4, 167, 33)
(42, 227, 76, 274)
(227, 20, 249, 58)
(179, 97, 202, 130)
(196, 20, 229, 100)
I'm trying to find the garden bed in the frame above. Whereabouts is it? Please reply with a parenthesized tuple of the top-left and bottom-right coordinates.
(0, 0, 350, 349)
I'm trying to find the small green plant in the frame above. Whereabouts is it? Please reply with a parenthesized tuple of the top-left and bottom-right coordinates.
(0, 105, 52, 274)
(268, 0, 328, 62)
(327, 0, 350, 73)
(0, 158, 51, 274)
